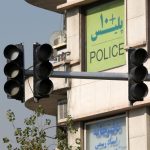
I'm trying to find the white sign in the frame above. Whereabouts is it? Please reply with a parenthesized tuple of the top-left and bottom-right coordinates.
(85, 116, 126, 150)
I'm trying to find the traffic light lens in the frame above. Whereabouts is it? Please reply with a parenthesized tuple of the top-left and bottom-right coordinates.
(4, 80, 20, 96)
(4, 45, 20, 61)
(37, 44, 53, 61)
(131, 83, 148, 100)
(4, 62, 20, 78)
(35, 62, 53, 79)
(36, 79, 53, 96)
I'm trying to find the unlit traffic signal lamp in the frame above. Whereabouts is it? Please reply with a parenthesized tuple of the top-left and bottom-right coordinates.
(33, 43, 53, 99)
(128, 48, 148, 103)
(3, 44, 25, 102)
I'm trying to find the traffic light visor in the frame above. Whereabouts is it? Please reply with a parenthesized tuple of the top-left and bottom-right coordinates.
(4, 80, 21, 97)
(4, 62, 20, 78)
(130, 65, 148, 82)
(35, 79, 53, 96)
(4, 45, 20, 61)
(130, 83, 148, 100)
(37, 44, 53, 61)
(130, 48, 148, 65)
(35, 62, 53, 79)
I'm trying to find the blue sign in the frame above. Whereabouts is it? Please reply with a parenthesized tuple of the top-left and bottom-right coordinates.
(85, 116, 126, 150)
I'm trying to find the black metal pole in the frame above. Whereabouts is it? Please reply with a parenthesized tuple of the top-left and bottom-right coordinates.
(25, 70, 33, 77)
(25, 70, 150, 81)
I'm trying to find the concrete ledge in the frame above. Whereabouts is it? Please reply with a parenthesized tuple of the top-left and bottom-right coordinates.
(25, 0, 66, 13)
(68, 99, 150, 122)
(57, 0, 98, 11)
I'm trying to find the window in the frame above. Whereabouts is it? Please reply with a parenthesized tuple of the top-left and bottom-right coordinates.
(58, 99, 67, 120)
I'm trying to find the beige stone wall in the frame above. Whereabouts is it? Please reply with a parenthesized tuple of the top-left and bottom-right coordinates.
(24, 0, 150, 149)
(68, 122, 83, 149)
(67, 107, 150, 150)
(128, 107, 150, 150)
(127, 0, 146, 46)
(67, 8, 80, 62)
(58, 0, 150, 149)
(66, 0, 150, 121)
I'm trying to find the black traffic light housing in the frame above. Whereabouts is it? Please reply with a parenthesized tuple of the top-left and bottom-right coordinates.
(128, 48, 148, 103)
(3, 44, 25, 102)
(33, 43, 53, 99)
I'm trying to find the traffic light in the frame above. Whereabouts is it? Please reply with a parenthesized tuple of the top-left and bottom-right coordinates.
(3, 44, 25, 102)
(33, 43, 53, 99)
(128, 48, 148, 103)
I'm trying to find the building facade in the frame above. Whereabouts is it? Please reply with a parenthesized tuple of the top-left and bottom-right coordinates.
(25, 0, 150, 149)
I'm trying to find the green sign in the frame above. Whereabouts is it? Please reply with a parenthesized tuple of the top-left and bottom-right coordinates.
(86, 0, 125, 72)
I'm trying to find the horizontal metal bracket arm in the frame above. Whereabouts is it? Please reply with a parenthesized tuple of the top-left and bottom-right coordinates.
(25, 70, 150, 81)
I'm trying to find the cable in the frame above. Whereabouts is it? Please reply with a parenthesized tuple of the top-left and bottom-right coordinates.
(25, 65, 34, 94)
(27, 78, 33, 94)
(25, 65, 33, 71)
